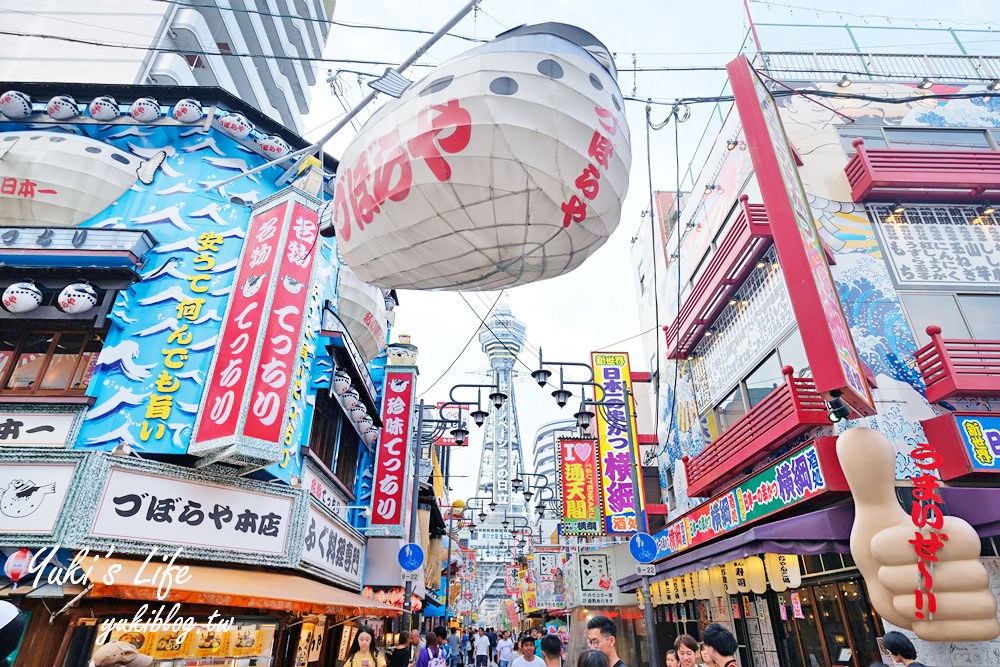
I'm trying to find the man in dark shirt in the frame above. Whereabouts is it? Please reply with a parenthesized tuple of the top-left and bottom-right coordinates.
(700, 624, 738, 667)
(586, 616, 626, 667)
(882, 631, 928, 667)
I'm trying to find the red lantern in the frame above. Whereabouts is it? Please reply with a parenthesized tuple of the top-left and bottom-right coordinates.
(3, 548, 33, 588)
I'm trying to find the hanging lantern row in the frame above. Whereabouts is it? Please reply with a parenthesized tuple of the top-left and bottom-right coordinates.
(333, 368, 380, 446)
(0, 91, 291, 158)
(1, 281, 99, 314)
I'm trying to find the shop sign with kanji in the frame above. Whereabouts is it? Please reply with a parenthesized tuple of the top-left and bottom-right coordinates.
(367, 368, 417, 536)
(90, 468, 294, 557)
(0, 412, 76, 448)
(300, 503, 364, 589)
(558, 438, 603, 535)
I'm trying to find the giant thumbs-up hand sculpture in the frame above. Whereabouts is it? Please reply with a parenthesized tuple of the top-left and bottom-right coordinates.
(836, 427, 1000, 642)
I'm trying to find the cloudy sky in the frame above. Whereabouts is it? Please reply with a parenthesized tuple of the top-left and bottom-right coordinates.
(302, 0, 994, 501)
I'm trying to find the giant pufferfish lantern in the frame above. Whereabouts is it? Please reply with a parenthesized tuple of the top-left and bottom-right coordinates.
(334, 23, 631, 290)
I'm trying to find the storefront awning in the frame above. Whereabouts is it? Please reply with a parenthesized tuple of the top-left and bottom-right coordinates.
(85, 559, 401, 617)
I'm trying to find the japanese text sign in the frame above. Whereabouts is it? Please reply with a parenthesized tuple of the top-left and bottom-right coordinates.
(727, 56, 874, 416)
(195, 201, 289, 445)
(558, 438, 603, 535)
(91, 468, 293, 556)
(577, 553, 615, 605)
(368, 368, 416, 535)
(908, 441, 947, 620)
(301, 504, 364, 589)
(958, 414, 1000, 471)
(0, 412, 75, 447)
(591, 352, 644, 535)
(654, 439, 845, 559)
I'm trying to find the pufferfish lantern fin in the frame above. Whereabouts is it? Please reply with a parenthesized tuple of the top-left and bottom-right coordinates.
(368, 68, 414, 98)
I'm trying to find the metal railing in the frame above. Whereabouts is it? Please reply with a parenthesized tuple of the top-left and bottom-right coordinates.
(915, 325, 1000, 403)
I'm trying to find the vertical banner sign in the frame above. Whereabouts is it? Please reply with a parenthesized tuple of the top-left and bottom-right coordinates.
(558, 437, 604, 535)
(244, 201, 319, 443)
(368, 368, 416, 536)
(505, 564, 519, 595)
(195, 201, 288, 445)
(591, 352, 645, 535)
(727, 56, 874, 415)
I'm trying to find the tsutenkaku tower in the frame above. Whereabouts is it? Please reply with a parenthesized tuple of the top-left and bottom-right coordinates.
(475, 301, 529, 519)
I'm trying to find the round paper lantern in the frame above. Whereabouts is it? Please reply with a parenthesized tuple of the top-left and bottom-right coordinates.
(708, 565, 726, 597)
(763, 553, 801, 592)
(88, 95, 120, 121)
(359, 413, 374, 429)
(697, 569, 712, 600)
(0, 91, 32, 119)
(256, 134, 290, 158)
(341, 387, 361, 409)
(57, 282, 98, 314)
(219, 112, 252, 138)
(333, 369, 352, 395)
(2, 282, 43, 313)
(129, 97, 161, 122)
(348, 405, 368, 423)
(3, 548, 32, 586)
(362, 427, 380, 446)
(724, 560, 746, 594)
(172, 97, 204, 123)
(335, 262, 387, 363)
(46, 95, 79, 120)
(744, 555, 768, 595)
(334, 23, 631, 290)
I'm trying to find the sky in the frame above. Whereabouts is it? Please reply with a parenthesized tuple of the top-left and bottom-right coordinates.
(301, 0, 994, 502)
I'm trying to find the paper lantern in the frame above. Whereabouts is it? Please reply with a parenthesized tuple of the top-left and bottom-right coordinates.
(724, 560, 747, 594)
(219, 112, 252, 138)
(333, 370, 352, 395)
(744, 555, 768, 595)
(46, 95, 79, 120)
(359, 413, 374, 430)
(335, 22, 631, 290)
(697, 570, 712, 600)
(335, 263, 388, 363)
(2, 281, 43, 313)
(172, 98, 204, 123)
(3, 548, 32, 586)
(0, 90, 32, 119)
(337, 385, 358, 409)
(348, 405, 368, 423)
(708, 565, 726, 597)
(362, 427, 380, 446)
(88, 96, 120, 121)
(256, 134, 290, 158)
(57, 282, 98, 314)
(129, 97, 161, 122)
(763, 553, 801, 592)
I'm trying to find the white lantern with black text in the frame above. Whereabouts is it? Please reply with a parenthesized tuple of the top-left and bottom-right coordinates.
(173, 98, 204, 123)
(130, 97, 161, 122)
(57, 282, 98, 314)
(334, 23, 631, 290)
(219, 112, 252, 139)
(46, 95, 78, 120)
(2, 282, 43, 313)
(88, 96, 120, 121)
(333, 369, 352, 395)
(0, 91, 32, 119)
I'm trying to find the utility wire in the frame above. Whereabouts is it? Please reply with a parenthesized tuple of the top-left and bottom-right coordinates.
(417, 290, 505, 400)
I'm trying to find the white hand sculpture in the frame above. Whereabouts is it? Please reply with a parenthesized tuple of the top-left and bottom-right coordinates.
(836, 427, 1000, 641)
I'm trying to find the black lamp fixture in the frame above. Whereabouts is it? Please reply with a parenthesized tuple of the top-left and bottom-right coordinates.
(918, 77, 934, 90)
(704, 183, 717, 195)
(827, 389, 851, 423)
(977, 203, 996, 217)
(989, 79, 1000, 92)
(488, 388, 507, 409)
(726, 138, 738, 151)
(470, 407, 489, 427)
(477, 510, 487, 522)
(501, 517, 510, 530)
(531, 367, 552, 387)
(574, 402, 595, 429)
(450, 425, 469, 445)
(837, 75, 852, 88)
(488, 500, 497, 512)
(891, 200, 906, 216)
(511, 476, 522, 492)
(522, 487, 534, 501)
(551, 387, 572, 408)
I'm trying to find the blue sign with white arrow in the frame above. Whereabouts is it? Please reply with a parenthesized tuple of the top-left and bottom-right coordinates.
(398, 543, 425, 571)
(629, 532, 658, 564)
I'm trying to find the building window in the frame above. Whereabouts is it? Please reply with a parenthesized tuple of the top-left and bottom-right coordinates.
(0, 330, 103, 395)
(840, 125, 998, 154)
(308, 390, 361, 494)
(183, 54, 205, 69)
(216, 42, 232, 54)
(899, 292, 1000, 345)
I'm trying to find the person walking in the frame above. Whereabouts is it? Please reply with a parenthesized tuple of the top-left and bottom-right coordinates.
(509, 635, 541, 667)
(474, 628, 492, 667)
(416, 632, 447, 667)
(496, 631, 515, 667)
(389, 633, 413, 667)
(882, 631, 928, 667)
(665, 649, 679, 667)
(699, 624, 737, 667)
(576, 650, 609, 667)
(585, 616, 626, 667)
(447, 627, 462, 667)
(410, 630, 426, 667)
(674, 635, 704, 667)
(540, 635, 561, 667)
(345, 627, 388, 667)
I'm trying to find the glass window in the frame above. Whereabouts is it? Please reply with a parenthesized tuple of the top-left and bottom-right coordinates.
(777, 331, 811, 378)
(957, 294, 1000, 340)
(884, 127, 992, 150)
(715, 387, 746, 432)
(41, 333, 86, 390)
(6, 334, 52, 390)
(0, 330, 103, 394)
(899, 293, 970, 345)
(745, 352, 784, 408)
(838, 126, 887, 153)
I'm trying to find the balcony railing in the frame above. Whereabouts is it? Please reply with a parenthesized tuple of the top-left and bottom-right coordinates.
(684, 367, 830, 497)
(665, 195, 772, 359)
(915, 326, 1000, 403)
(845, 139, 1000, 202)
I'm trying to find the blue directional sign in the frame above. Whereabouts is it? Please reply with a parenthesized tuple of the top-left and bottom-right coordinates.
(398, 543, 425, 571)
(629, 532, 659, 564)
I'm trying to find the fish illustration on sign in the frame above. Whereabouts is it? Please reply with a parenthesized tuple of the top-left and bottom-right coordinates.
(0, 479, 56, 518)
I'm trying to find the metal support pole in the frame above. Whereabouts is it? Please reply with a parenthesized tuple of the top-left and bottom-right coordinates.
(642, 574, 660, 667)
(403, 398, 426, 629)
(443, 513, 456, 623)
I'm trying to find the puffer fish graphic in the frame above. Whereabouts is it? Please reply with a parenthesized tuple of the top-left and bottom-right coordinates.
(0, 479, 56, 518)
(241, 274, 266, 298)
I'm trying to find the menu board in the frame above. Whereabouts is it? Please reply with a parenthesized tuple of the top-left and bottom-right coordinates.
(192, 626, 229, 658)
(231, 628, 267, 657)
(108, 630, 155, 654)
(96, 622, 275, 662)
(150, 630, 192, 659)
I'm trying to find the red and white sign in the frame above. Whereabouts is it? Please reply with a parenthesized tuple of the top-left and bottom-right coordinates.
(434, 402, 463, 447)
(195, 201, 287, 445)
(367, 369, 416, 535)
(244, 202, 318, 442)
